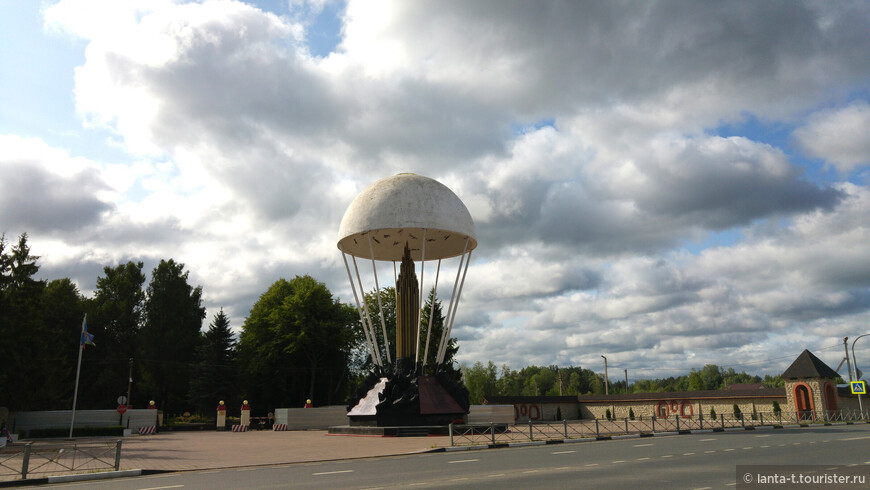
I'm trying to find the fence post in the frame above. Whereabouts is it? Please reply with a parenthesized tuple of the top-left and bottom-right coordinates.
(741, 414, 745, 428)
(778, 411, 782, 425)
(22, 443, 32, 479)
(625, 418, 629, 434)
(595, 418, 599, 438)
(529, 419, 533, 442)
(760, 412, 764, 427)
(652, 416, 656, 433)
(699, 412, 704, 430)
(449, 423, 454, 446)
(676, 414, 680, 432)
(563, 419, 568, 439)
(720, 414, 724, 430)
(115, 439, 122, 471)
(491, 422, 496, 445)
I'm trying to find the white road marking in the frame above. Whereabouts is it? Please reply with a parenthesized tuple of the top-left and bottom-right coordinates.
(612, 460, 626, 463)
(723, 448, 734, 452)
(637, 457, 650, 461)
(552, 450, 576, 454)
(755, 435, 770, 438)
(841, 436, 870, 441)
(761, 445, 770, 448)
(683, 452, 695, 455)
(704, 450, 716, 454)
(585, 463, 600, 467)
(662, 455, 673, 458)
(235, 468, 257, 472)
(139, 486, 184, 490)
(313, 470, 354, 476)
(700, 438, 716, 441)
(488, 474, 505, 477)
(743, 447, 753, 450)
(523, 470, 539, 474)
(634, 443, 653, 447)
(448, 459, 479, 464)
(693, 487, 712, 490)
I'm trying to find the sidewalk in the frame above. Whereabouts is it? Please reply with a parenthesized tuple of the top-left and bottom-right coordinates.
(1, 430, 447, 482)
(119, 430, 446, 471)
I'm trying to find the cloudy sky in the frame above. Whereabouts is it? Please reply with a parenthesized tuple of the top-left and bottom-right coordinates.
(2, 0, 869, 380)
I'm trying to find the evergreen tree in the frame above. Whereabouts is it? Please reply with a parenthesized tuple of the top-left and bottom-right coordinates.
(139, 259, 205, 414)
(0, 233, 48, 409)
(37, 279, 86, 408)
(189, 309, 237, 414)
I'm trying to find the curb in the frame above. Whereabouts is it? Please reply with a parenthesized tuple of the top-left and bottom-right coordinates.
(0, 469, 149, 488)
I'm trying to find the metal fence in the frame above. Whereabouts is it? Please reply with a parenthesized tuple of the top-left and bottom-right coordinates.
(0, 440, 122, 481)
(448, 409, 870, 446)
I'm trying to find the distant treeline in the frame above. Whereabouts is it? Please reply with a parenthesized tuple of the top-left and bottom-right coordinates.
(462, 362, 785, 405)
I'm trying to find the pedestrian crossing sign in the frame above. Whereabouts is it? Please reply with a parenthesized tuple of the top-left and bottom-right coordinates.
(851, 381, 866, 395)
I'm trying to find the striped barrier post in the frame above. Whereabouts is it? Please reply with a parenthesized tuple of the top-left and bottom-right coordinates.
(137, 426, 156, 435)
(232, 425, 248, 432)
(272, 423, 288, 431)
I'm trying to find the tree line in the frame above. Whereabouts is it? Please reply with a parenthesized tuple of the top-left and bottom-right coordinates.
(461, 362, 785, 404)
(0, 233, 460, 416)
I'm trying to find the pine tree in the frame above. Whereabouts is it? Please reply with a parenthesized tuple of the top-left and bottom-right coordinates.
(189, 309, 237, 414)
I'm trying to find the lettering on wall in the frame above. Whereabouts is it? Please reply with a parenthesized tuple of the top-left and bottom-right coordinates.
(656, 400, 694, 418)
(513, 404, 541, 420)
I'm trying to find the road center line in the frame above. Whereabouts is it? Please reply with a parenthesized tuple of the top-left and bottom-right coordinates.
(683, 452, 695, 455)
(139, 486, 184, 490)
(585, 463, 599, 467)
(448, 459, 479, 464)
(488, 474, 505, 477)
(612, 460, 626, 463)
(637, 457, 650, 461)
(841, 436, 870, 441)
(552, 450, 576, 454)
(662, 455, 673, 458)
(723, 449, 734, 452)
(700, 438, 716, 441)
(312, 470, 354, 476)
(755, 435, 770, 438)
(634, 443, 653, 447)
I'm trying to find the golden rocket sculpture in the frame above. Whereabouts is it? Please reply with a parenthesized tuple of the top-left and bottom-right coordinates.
(395, 243, 419, 362)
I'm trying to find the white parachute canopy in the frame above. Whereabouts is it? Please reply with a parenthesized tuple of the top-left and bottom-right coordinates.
(337, 173, 477, 368)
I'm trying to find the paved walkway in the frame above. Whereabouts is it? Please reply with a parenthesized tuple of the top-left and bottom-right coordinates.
(120, 430, 446, 471)
(1, 430, 447, 481)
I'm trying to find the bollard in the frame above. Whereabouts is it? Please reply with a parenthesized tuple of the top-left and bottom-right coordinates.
(216, 401, 227, 431)
(700, 412, 704, 430)
(491, 422, 496, 445)
(652, 416, 656, 433)
(529, 419, 533, 442)
(624, 417, 629, 434)
(720, 414, 724, 430)
(595, 418, 599, 438)
(22, 443, 31, 479)
(241, 400, 251, 428)
(563, 419, 568, 438)
(115, 440, 122, 471)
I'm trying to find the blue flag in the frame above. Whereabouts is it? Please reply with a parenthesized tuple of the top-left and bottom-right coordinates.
(80, 315, 95, 348)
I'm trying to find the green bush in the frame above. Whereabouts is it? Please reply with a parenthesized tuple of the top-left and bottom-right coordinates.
(556, 407, 562, 420)
(27, 426, 125, 438)
(629, 408, 635, 420)
(605, 409, 612, 420)
(772, 401, 782, 414)
(733, 404, 742, 419)
(710, 407, 717, 419)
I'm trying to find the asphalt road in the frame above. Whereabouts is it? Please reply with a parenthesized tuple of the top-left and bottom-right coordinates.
(43, 424, 870, 489)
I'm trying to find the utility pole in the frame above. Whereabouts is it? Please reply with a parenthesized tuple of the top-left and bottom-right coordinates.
(126, 358, 133, 408)
(845, 337, 853, 382)
(601, 355, 609, 395)
(624, 369, 628, 394)
(852, 334, 869, 413)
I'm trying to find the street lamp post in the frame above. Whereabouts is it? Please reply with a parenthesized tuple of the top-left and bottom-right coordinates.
(601, 355, 609, 396)
(851, 334, 869, 413)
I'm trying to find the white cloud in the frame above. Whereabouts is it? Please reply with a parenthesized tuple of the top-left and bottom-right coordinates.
(4, 0, 868, 377)
(793, 102, 870, 172)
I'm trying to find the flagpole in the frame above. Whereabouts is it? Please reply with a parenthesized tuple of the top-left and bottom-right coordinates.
(69, 314, 86, 439)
